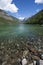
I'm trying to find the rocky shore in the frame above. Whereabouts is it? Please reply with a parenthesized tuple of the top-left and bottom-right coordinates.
(0, 35, 43, 65)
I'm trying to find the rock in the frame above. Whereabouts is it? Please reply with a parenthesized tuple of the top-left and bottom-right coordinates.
(22, 58, 28, 65)
(2, 61, 7, 65)
(23, 50, 29, 57)
(0, 59, 2, 64)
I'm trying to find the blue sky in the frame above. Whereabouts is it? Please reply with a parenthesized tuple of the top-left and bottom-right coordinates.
(12, 0, 43, 19)
(0, 0, 43, 19)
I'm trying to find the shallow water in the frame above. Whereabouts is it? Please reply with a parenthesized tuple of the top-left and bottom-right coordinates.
(0, 24, 43, 51)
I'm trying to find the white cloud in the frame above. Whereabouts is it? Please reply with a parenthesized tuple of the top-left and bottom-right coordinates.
(35, 0, 43, 3)
(19, 17, 25, 20)
(0, 0, 18, 13)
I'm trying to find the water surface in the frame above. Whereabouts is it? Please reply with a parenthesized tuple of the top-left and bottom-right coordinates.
(0, 24, 43, 49)
(0, 24, 43, 37)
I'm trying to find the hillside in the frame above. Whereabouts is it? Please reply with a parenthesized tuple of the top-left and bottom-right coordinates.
(25, 10, 43, 24)
(0, 10, 19, 25)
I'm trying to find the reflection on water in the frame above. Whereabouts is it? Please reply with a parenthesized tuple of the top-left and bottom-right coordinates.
(18, 24, 25, 33)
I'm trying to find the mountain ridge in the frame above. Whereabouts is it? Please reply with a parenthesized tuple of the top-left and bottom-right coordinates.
(24, 10, 43, 24)
(0, 9, 19, 25)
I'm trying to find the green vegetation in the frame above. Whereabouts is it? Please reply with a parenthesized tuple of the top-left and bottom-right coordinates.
(25, 10, 43, 24)
(0, 10, 19, 25)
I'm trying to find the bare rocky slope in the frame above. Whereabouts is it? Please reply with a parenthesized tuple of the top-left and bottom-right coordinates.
(0, 9, 19, 25)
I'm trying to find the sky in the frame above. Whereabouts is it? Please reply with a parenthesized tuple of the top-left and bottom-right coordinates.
(0, 0, 43, 20)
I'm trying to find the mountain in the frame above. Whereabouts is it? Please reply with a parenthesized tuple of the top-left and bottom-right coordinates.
(0, 9, 19, 25)
(25, 10, 43, 24)
(21, 18, 28, 23)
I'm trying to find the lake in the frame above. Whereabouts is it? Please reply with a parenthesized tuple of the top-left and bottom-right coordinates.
(0, 24, 43, 49)
(0, 24, 43, 37)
